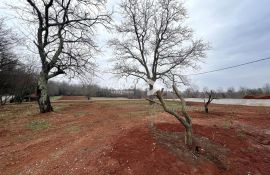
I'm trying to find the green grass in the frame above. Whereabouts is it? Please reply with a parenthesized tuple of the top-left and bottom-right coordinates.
(26, 120, 50, 130)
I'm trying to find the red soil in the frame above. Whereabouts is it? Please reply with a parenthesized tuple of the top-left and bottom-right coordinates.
(108, 125, 220, 175)
(0, 101, 270, 175)
(58, 96, 88, 100)
(243, 95, 270, 99)
(156, 122, 270, 174)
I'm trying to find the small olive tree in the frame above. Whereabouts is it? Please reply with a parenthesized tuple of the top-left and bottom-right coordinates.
(204, 90, 215, 113)
(147, 84, 192, 146)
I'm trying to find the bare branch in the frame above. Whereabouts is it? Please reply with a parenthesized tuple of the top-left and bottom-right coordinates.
(14, 0, 112, 112)
(111, 0, 208, 88)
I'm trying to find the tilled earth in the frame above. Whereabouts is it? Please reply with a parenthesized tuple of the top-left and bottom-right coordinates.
(0, 99, 269, 175)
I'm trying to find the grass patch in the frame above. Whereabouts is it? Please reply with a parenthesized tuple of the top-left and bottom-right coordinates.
(223, 120, 232, 129)
(163, 100, 204, 112)
(66, 125, 81, 133)
(26, 120, 50, 130)
(53, 103, 71, 112)
(236, 126, 246, 139)
(121, 111, 153, 118)
(50, 96, 62, 101)
(164, 100, 182, 109)
(0, 103, 39, 124)
(74, 111, 89, 117)
(16, 134, 36, 142)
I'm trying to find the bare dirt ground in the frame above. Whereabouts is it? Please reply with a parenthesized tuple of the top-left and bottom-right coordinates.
(58, 96, 88, 101)
(0, 98, 269, 175)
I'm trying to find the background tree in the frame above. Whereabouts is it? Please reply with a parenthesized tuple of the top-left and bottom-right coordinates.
(262, 83, 270, 94)
(203, 90, 215, 113)
(11, 64, 38, 103)
(110, 0, 208, 91)
(83, 84, 99, 100)
(226, 87, 235, 98)
(0, 18, 19, 105)
(17, 0, 111, 112)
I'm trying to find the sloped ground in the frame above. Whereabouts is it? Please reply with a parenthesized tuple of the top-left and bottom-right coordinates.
(0, 99, 269, 175)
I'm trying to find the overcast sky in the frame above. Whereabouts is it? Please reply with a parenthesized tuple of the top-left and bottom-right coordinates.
(0, 0, 270, 90)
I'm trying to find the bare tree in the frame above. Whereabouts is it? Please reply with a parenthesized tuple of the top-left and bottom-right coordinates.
(110, 0, 208, 91)
(0, 18, 18, 72)
(83, 84, 99, 100)
(15, 0, 111, 112)
(0, 18, 19, 105)
(263, 83, 270, 94)
(203, 90, 215, 113)
(147, 84, 193, 146)
(12, 64, 38, 103)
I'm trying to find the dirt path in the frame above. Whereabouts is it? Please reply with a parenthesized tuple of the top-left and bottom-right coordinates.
(0, 100, 270, 175)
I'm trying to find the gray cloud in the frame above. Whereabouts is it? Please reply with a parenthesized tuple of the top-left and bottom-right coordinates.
(0, 0, 269, 90)
(184, 0, 270, 90)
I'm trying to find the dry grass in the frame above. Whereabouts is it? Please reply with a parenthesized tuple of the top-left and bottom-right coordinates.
(26, 120, 50, 130)
(0, 102, 72, 125)
(0, 103, 39, 123)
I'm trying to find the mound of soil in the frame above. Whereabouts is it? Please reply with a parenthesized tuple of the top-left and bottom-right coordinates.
(154, 123, 270, 175)
(107, 125, 220, 175)
(243, 95, 270, 99)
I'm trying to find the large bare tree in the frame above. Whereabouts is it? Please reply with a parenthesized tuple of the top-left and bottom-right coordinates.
(110, 0, 208, 91)
(16, 0, 111, 112)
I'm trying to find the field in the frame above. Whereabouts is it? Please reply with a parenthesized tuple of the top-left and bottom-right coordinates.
(0, 97, 270, 175)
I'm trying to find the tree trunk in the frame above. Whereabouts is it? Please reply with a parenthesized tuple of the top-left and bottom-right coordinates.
(148, 84, 155, 104)
(204, 104, 209, 113)
(37, 72, 53, 113)
(185, 126, 193, 146)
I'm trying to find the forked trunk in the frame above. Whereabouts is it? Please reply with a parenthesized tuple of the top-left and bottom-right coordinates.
(37, 72, 53, 113)
(185, 126, 193, 146)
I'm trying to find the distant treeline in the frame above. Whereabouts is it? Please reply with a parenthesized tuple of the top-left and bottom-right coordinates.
(179, 84, 270, 99)
(48, 81, 270, 99)
(0, 19, 37, 104)
(0, 60, 37, 104)
(48, 81, 146, 99)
